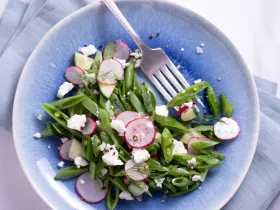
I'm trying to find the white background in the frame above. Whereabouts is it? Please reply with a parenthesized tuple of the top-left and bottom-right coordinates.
(0, 0, 279, 209)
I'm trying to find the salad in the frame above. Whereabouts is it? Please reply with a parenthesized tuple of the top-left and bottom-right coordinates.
(35, 41, 240, 209)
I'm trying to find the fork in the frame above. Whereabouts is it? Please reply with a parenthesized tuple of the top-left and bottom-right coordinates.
(102, 0, 204, 109)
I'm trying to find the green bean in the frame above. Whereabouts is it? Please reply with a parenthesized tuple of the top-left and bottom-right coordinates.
(206, 85, 220, 116)
(125, 59, 134, 92)
(42, 103, 69, 126)
(163, 180, 177, 193)
(51, 95, 85, 110)
(107, 185, 119, 210)
(221, 92, 234, 117)
(54, 166, 89, 180)
(154, 115, 189, 133)
(143, 83, 156, 108)
(81, 95, 99, 117)
(146, 142, 159, 156)
(172, 177, 193, 187)
(108, 177, 128, 192)
(89, 161, 97, 180)
(191, 140, 220, 150)
(92, 135, 101, 158)
(40, 126, 53, 137)
(173, 154, 221, 168)
(129, 91, 146, 115)
(200, 150, 225, 161)
(132, 74, 143, 100)
(85, 137, 94, 161)
(193, 125, 214, 132)
(110, 93, 125, 114)
(161, 128, 173, 163)
(168, 166, 199, 177)
(167, 82, 208, 107)
(120, 94, 132, 111)
(172, 182, 200, 196)
(140, 83, 155, 115)
(103, 41, 115, 59)
(146, 158, 169, 172)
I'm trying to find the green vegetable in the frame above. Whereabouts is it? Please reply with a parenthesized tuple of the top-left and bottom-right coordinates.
(89, 161, 97, 180)
(129, 91, 146, 115)
(99, 93, 108, 110)
(206, 85, 220, 116)
(161, 128, 173, 163)
(46, 122, 67, 138)
(200, 150, 225, 161)
(42, 103, 69, 127)
(74, 52, 94, 69)
(173, 154, 222, 168)
(146, 158, 169, 172)
(100, 132, 113, 144)
(114, 169, 125, 177)
(172, 177, 193, 187)
(154, 115, 189, 133)
(103, 41, 115, 59)
(125, 59, 134, 92)
(82, 87, 98, 102)
(191, 140, 220, 150)
(193, 125, 214, 132)
(172, 182, 200, 196)
(221, 92, 234, 117)
(51, 95, 85, 110)
(92, 135, 101, 158)
(167, 82, 208, 107)
(132, 73, 142, 100)
(168, 166, 198, 177)
(98, 108, 111, 126)
(143, 83, 156, 108)
(85, 137, 94, 161)
(107, 185, 119, 210)
(163, 180, 177, 193)
(140, 83, 155, 115)
(110, 93, 125, 114)
(55, 166, 89, 180)
(108, 177, 128, 192)
(81, 95, 99, 117)
(40, 126, 53, 137)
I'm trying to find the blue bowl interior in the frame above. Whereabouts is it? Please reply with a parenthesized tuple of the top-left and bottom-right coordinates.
(13, 1, 259, 210)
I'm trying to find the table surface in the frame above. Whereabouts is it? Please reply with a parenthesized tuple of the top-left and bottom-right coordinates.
(0, 0, 280, 209)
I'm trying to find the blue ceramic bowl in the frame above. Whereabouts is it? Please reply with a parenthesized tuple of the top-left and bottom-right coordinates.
(13, 1, 259, 209)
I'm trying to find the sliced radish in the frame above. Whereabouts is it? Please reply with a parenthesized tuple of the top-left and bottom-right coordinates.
(75, 172, 108, 204)
(115, 111, 142, 126)
(124, 118, 156, 149)
(98, 59, 124, 85)
(123, 176, 129, 185)
(125, 159, 149, 181)
(214, 117, 240, 140)
(177, 105, 189, 115)
(65, 66, 85, 85)
(187, 137, 213, 154)
(114, 42, 130, 61)
(81, 117, 97, 136)
(59, 140, 73, 161)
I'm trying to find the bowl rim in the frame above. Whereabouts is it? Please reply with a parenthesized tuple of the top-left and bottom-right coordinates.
(12, 0, 260, 209)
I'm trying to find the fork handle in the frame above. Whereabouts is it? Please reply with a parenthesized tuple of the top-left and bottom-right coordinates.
(102, 0, 149, 51)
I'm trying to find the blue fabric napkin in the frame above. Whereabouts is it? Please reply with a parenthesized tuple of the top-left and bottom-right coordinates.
(0, 0, 279, 209)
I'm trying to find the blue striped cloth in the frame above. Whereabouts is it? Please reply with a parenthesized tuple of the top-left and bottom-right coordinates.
(0, 0, 279, 209)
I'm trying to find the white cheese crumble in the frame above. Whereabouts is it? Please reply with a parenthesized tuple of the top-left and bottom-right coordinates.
(58, 161, 65, 168)
(48, 145, 51, 149)
(154, 178, 165, 188)
(187, 157, 197, 169)
(172, 139, 188, 155)
(67, 114, 86, 131)
(74, 157, 88, 168)
(57, 82, 74, 99)
(200, 43, 205, 47)
(192, 175, 202, 181)
(33, 132, 41, 139)
(61, 137, 69, 143)
(99, 142, 106, 151)
(132, 148, 150, 163)
(78, 44, 97, 57)
(135, 59, 142, 68)
(130, 52, 142, 59)
(96, 120, 100, 125)
(155, 132, 162, 144)
(194, 79, 201, 84)
(102, 144, 123, 166)
(110, 120, 127, 136)
(114, 58, 130, 68)
(155, 105, 169, 117)
(181, 48, 185, 52)
(80, 179, 85, 184)
(196, 46, 203, 54)
(119, 191, 134, 200)
(37, 114, 43, 120)
(100, 168, 108, 177)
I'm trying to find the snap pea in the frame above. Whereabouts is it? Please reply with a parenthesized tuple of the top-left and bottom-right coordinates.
(154, 115, 189, 133)
(161, 128, 173, 163)
(120, 94, 132, 111)
(172, 182, 200, 196)
(40, 126, 53, 137)
(91, 51, 103, 72)
(82, 87, 98, 103)
(48, 122, 69, 138)
(103, 41, 115, 59)
(95, 51, 103, 63)
(143, 83, 156, 108)
(99, 93, 108, 110)
(110, 93, 125, 114)
(95, 157, 105, 179)
(125, 59, 134, 92)
(172, 177, 193, 187)
(221, 92, 234, 117)
(132, 73, 143, 100)
(99, 108, 110, 126)
(85, 137, 94, 161)
(167, 81, 208, 107)
(146, 158, 169, 172)
(92, 135, 101, 158)
(200, 150, 225, 161)
(147, 141, 160, 156)
(163, 180, 177, 193)
(168, 166, 199, 177)
(140, 83, 155, 115)
(108, 166, 114, 176)
(54, 166, 89, 180)
(51, 95, 85, 110)
(107, 185, 119, 210)
(206, 85, 220, 116)
(100, 132, 113, 144)
(173, 154, 221, 168)
(129, 91, 146, 115)
(89, 161, 97, 180)
(42, 103, 69, 127)
(108, 177, 128, 192)
(193, 125, 214, 132)
(81, 95, 99, 117)
(191, 140, 220, 150)
(114, 169, 125, 177)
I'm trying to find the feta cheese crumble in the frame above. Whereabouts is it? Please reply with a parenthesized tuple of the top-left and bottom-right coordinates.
(74, 157, 88, 168)
(135, 59, 142, 68)
(100, 168, 108, 177)
(155, 105, 169, 117)
(102, 144, 123, 166)
(181, 48, 185, 52)
(196, 46, 203, 54)
(96, 120, 100, 125)
(37, 114, 43, 120)
(33, 132, 41, 139)
(187, 157, 197, 169)
(58, 161, 65, 168)
(57, 82, 74, 99)
(130, 52, 142, 59)
(172, 139, 188, 155)
(80, 179, 85, 184)
(194, 79, 201, 84)
(154, 178, 165, 188)
(110, 120, 127, 136)
(67, 114, 86, 131)
(192, 175, 202, 181)
(114, 58, 130, 68)
(132, 148, 150, 163)
(200, 43, 205, 47)
(99, 142, 106, 151)
(119, 191, 134, 200)
(78, 44, 97, 57)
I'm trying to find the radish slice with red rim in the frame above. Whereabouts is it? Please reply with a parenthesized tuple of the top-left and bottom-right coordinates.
(125, 159, 149, 181)
(75, 172, 108, 204)
(187, 137, 213, 154)
(59, 140, 73, 161)
(98, 59, 124, 85)
(123, 176, 129, 185)
(65, 66, 85, 85)
(124, 118, 156, 148)
(81, 117, 97, 136)
(115, 111, 142, 126)
(214, 117, 240, 140)
(114, 42, 130, 61)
